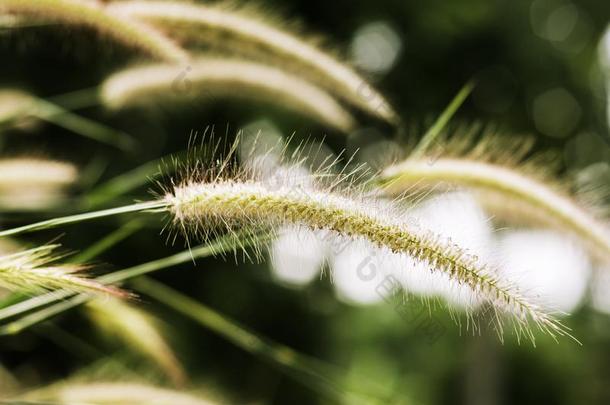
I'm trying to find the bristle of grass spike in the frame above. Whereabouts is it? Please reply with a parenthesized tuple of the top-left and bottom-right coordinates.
(101, 57, 356, 133)
(86, 298, 186, 387)
(107, 0, 397, 123)
(0, 0, 188, 62)
(158, 136, 570, 343)
(0, 245, 126, 297)
(380, 130, 610, 264)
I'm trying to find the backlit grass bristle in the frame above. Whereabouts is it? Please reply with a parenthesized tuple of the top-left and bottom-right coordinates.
(101, 57, 356, 132)
(380, 128, 610, 264)
(159, 136, 570, 343)
(0, 0, 188, 62)
(108, 0, 397, 123)
(0, 244, 125, 297)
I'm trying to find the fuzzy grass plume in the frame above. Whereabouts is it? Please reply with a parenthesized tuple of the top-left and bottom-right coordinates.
(160, 138, 570, 343)
(0, 244, 124, 296)
(101, 57, 356, 132)
(0, 0, 188, 62)
(380, 130, 610, 263)
(0, 135, 573, 342)
(108, 0, 397, 123)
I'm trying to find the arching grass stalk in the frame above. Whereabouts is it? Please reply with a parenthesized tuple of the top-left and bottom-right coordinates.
(108, 0, 397, 123)
(165, 178, 568, 342)
(0, 0, 188, 62)
(101, 58, 356, 133)
(0, 181, 568, 341)
(380, 148, 610, 264)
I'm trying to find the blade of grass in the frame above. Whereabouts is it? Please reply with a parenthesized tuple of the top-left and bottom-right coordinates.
(133, 276, 394, 404)
(409, 80, 475, 159)
(0, 201, 166, 238)
(32, 99, 136, 151)
(0, 220, 144, 316)
(82, 151, 185, 209)
(0, 231, 268, 327)
(46, 87, 100, 110)
(71, 219, 144, 263)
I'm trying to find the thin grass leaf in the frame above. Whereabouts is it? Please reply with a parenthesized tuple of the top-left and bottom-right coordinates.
(133, 276, 395, 405)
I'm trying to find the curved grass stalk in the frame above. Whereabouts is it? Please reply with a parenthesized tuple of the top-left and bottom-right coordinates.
(101, 57, 356, 132)
(0, 245, 124, 297)
(0, 144, 570, 341)
(381, 157, 610, 264)
(0, 0, 188, 62)
(86, 298, 186, 387)
(165, 179, 568, 342)
(108, 0, 397, 123)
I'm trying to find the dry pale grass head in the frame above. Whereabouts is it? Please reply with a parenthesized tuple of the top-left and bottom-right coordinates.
(157, 134, 573, 344)
(0, 244, 125, 297)
(0, 0, 188, 62)
(101, 57, 356, 132)
(0, 157, 78, 210)
(108, 0, 397, 123)
(381, 127, 610, 264)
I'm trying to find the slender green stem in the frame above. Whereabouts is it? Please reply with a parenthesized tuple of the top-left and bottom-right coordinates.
(32, 99, 136, 151)
(133, 277, 389, 404)
(0, 232, 268, 327)
(0, 201, 166, 238)
(1, 295, 89, 335)
(410, 80, 475, 159)
(46, 87, 101, 110)
(0, 220, 144, 318)
(82, 151, 184, 209)
(70, 219, 144, 263)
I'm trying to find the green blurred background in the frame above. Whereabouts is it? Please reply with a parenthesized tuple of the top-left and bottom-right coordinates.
(1, 0, 610, 404)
